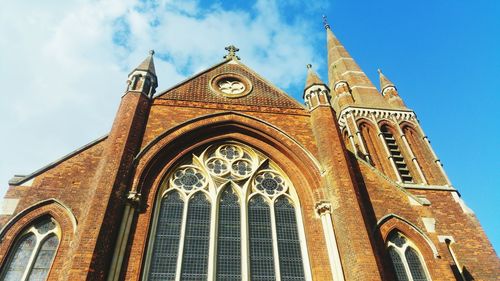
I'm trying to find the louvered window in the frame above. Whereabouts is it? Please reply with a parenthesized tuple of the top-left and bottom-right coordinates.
(144, 143, 311, 280)
(381, 125, 413, 183)
(387, 232, 430, 281)
(0, 217, 60, 281)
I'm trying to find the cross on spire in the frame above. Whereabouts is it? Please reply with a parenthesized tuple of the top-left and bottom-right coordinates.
(322, 15, 330, 30)
(224, 45, 240, 60)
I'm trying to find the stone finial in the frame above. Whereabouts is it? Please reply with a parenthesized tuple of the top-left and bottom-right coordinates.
(149, 49, 155, 56)
(322, 15, 331, 30)
(224, 45, 240, 60)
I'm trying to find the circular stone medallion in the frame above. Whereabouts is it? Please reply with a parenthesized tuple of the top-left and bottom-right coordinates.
(210, 73, 252, 98)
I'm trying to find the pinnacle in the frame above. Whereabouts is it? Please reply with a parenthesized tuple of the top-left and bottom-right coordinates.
(134, 50, 156, 76)
(305, 64, 325, 90)
(378, 68, 396, 91)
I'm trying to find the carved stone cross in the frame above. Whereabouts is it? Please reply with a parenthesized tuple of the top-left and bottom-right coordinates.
(224, 45, 240, 60)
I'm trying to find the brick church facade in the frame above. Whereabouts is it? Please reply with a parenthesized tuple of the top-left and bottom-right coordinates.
(0, 22, 498, 281)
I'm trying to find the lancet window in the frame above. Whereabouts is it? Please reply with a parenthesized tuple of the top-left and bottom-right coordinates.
(145, 142, 310, 280)
(0, 217, 60, 281)
(387, 232, 430, 281)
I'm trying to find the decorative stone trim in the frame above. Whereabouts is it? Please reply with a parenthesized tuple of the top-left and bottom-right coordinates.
(338, 106, 416, 128)
(209, 72, 253, 98)
(315, 201, 332, 216)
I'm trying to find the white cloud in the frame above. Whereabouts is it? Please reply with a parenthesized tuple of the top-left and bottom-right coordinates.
(0, 0, 328, 197)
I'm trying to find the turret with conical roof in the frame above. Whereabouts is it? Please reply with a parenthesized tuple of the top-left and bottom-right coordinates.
(378, 69, 406, 108)
(303, 64, 330, 110)
(127, 50, 158, 97)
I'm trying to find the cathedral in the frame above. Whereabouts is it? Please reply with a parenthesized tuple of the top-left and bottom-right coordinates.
(0, 21, 498, 281)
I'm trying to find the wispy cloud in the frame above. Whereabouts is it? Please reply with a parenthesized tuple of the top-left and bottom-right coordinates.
(0, 0, 329, 195)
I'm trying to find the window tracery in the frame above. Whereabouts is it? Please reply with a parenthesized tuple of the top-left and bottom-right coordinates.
(146, 142, 310, 280)
(0, 217, 60, 281)
(387, 232, 430, 281)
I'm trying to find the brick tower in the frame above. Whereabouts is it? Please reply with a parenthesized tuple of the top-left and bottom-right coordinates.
(0, 19, 498, 281)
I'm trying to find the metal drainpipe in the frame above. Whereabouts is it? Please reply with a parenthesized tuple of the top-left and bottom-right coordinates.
(445, 239, 467, 281)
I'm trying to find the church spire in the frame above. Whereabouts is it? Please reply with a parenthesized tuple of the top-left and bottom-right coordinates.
(127, 50, 158, 97)
(378, 69, 406, 108)
(325, 16, 387, 111)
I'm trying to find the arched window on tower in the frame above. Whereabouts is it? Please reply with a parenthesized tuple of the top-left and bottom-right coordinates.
(144, 142, 311, 281)
(402, 125, 444, 185)
(380, 124, 413, 183)
(358, 121, 385, 169)
(387, 231, 430, 281)
(0, 216, 60, 281)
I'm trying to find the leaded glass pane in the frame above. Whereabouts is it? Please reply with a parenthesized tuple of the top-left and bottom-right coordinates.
(248, 196, 275, 281)
(388, 247, 409, 281)
(216, 187, 241, 280)
(275, 196, 305, 281)
(148, 192, 184, 281)
(405, 247, 428, 281)
(1, 233, 36, 281)
(34, 219, 56, 235)
(180, 193, 211, 281)
(27, 235, 59, 281)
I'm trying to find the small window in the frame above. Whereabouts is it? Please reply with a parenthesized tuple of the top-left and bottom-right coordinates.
(387, 232, 430, 281)
(0, 217, 60, 281)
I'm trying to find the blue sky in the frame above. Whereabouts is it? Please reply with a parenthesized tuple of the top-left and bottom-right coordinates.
(0, 0, 498, 254)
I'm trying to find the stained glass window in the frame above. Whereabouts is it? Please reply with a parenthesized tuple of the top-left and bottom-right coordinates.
(387, 232, 430, 281)
(249, 195, 276, 281)
(216, 187, 241, 280)
(146, 142, 310, 280)
(405, 247, 428, 281)
(27, 235, 59, 281)
(148, 192, 184, 281)
(180, 193, 211, 281)
(275, 196, 305, 281)
(388, 247, 409, 281)
(0, 217, 60, 281)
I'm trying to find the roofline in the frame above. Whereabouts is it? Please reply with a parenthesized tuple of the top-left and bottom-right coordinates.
(152, 58, 306, 110)
(8, 135, 108, 186)
(153, 59, 231, 99)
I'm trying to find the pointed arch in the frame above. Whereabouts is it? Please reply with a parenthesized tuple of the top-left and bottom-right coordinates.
(132, 111, 322, 214)
(0, 199, 76, 280)
(357, 118, 389, 173)
(378, 121, 415, 183)
(119, 113, 327, 280)
(377, 215, 437, 281)
(377, 214, 439, 258)
(400, 122, 444, 185)
(139, 141, 312, 280)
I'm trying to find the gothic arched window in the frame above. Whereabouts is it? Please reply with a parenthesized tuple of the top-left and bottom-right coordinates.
(387, 232, 430, 281)
(145, 142, 311, 280)
(0, 217, 60, 281)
